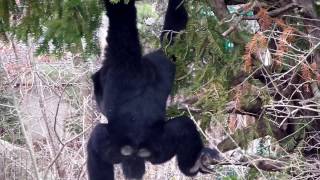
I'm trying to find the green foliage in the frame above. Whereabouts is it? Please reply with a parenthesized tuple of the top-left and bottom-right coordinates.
(170, 1, 246, 89)
(1, 0, 102, 56)
(0, 0, 18, 41)
(0, 67, 24, 145)
(247, 168, 259, 180)
(0, 96, 24, 144)
(256, 138, 270, 156)
(221, 170, 239, 180)
(137, 3, 157, 19)
(66, 118, 83, 134)
(164, 1, 247, 123)
(279, 122, 306, 152)
(166, 105, 186, 117)
(136, 2, 161, 51)
(316, 0, 320, 16)
(222, 176, 238, 180)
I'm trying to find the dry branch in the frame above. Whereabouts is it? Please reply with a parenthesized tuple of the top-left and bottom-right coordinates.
(218, 156, 287, 172)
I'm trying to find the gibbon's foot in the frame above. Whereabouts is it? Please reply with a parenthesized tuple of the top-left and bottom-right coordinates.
(190, 147, 222, 174)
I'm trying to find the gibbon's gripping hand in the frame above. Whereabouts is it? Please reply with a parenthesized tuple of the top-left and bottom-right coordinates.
(190, 147, 223, 174)
(104, 0, 135, 9)
(103, 0, 136, 19)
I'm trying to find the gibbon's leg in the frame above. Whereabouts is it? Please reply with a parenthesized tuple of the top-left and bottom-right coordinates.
(148, 116, 221, 176)
(87, 124, 120, 180)
(147, 116, 203, 176)
(87, 152, 114, 180)
(121, 156, 145, 180)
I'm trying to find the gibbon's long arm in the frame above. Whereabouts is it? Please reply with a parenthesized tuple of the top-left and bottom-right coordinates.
(160, 0, 188, 45)
(104, 0, 142, 65)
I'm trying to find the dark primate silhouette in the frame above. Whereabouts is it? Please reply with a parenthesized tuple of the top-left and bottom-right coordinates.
(87, 0, 220, 179)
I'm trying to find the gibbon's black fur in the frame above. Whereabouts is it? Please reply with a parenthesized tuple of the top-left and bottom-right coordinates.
(87, 0, 220, 179)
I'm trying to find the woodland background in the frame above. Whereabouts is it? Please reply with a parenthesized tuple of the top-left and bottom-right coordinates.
(0, 0, 320, 179)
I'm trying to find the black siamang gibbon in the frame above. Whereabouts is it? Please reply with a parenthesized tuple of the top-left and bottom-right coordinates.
(87, 0, 221, 179)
